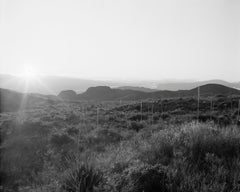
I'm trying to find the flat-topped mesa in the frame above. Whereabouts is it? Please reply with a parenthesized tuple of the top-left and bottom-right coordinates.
(85, 86, 112, 95)
(58, 90, 78, 100)
(79, 86, 117, 100)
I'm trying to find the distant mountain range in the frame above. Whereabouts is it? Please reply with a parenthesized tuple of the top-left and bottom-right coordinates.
(0, 74, 239, 94)
(59, 84, 240, 101)
(0, 74, 120, 94)
(1, 84, 240, 112)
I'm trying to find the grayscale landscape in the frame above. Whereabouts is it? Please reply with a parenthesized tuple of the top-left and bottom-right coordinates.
(0, 0, 240, 192)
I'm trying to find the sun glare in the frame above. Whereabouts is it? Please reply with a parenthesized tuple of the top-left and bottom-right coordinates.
(22, 65, 37, 81)
(20, 65, 40, 93)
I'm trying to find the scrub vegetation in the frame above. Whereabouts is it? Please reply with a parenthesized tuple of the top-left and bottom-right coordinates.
(1, 95, 240, 192)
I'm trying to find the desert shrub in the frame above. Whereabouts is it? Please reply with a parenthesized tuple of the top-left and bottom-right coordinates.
(95, 141, 138, 177)
(82, 128, 123, 152)
(97, 129, 122, 142)
(110, 161, 129, 174)
(197, 114, 215, 123)
(61, 162, 104, 192)
(152, 113, 160, 122)
(67, 126, 80, 136)
(167, 155, 240, 192)
(65, 113, 80, 125)
(108, 115, 117, 122)
(217, 115, 232, 127)
(237, 120, 240, 126)
(115, 164, 169, 192)
(129, 114, 148, 121)
(51, 133, 75, 149)
(175, 123, 240, 169)
(128, 121, 144, 132)
(138, 130, 174, 165)
(161, 112, 170, 120)
(129, 123, 240, 191)
(86, 128, 122, 146)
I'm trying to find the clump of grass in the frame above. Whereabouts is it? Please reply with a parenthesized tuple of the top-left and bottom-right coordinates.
(175, 123, 240, 169)
(61, 155, 104, 192)
(114, 163, 169, 192)
(138, 130, 174, 165)
(99, 122, 240, 192)
(128, 121, 145, 132)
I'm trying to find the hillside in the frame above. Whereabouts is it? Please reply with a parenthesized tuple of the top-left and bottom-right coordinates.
(59, 84, 240, 101)
(58, 90, 78, 100)
(190, 84, 240, 96)
(157, 80, 240, 91)
(0, 88, 25, 112)
(0, 88, 54, 112)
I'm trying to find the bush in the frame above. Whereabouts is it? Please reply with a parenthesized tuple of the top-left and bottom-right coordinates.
(175, 124, 240, 168)
(50, 133, 74, 149)
(65, 113, 80, 125)
(115, 164, 169, 192)
(138, 131, 174, 165)
(152, 113, 160, 122)
(129, 114, 148, 121)
(161, 112, 170, 120)
(67, 126, 80, 136)
(217, 115, 231, 127)
(85, 129, 123, 152)
(129, 121, 144, 132)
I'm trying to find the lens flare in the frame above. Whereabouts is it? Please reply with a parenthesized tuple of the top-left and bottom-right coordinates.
(23, 65, 37, 81)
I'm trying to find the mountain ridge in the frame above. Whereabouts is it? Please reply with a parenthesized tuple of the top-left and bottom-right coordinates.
(1, 74, 239, 94)
(157, 79, 240, 91)
(58, 84, 240, 101)
(1, 84, 240, 112)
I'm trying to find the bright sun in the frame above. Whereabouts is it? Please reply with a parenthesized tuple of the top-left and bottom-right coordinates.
(22, 66, 37, 81)
(19, 65, 40, 92)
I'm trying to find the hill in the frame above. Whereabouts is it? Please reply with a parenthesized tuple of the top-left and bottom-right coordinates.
(58, 90, 78, 100)
(59, 84, 240, 101)
(0, 88, 26, 112)
(0, 88, 56, 112)
(157, 80, 240, 91)
(189, 84, 240, 96)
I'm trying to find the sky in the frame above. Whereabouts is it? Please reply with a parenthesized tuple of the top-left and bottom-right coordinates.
(0, 0, 239, 82)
